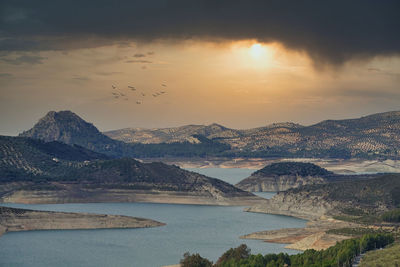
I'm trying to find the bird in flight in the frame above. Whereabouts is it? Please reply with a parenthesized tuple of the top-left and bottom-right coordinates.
(136, 101, 142, 104)
(112, 85, 117, 89)
(128, 86, 136, 91)
(141, 93, 146, 96)
(161, 84, 167, 87)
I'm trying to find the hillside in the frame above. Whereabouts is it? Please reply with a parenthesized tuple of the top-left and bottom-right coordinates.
(0, 136, 259, 205)
(0, 136, 108, 181)
(247, 173, 400, 220)
(236, 162, 333, 192)
(105, 111, 400, 159)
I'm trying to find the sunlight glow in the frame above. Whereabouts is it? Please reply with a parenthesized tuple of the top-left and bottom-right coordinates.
(250, 43, 265, 59)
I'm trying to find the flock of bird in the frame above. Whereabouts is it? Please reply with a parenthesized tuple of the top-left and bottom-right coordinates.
(110, 83, 167, 104)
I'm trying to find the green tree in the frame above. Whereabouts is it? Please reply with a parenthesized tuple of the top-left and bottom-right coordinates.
(180, 252, 213, 267)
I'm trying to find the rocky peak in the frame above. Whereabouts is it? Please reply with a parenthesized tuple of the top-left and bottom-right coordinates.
(19, 110, 111, 148)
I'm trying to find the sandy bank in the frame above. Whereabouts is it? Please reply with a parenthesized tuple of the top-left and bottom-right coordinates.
(241, 217, 359, 251)
(0, 206, 165, 238)
(1, 189, 264, 206)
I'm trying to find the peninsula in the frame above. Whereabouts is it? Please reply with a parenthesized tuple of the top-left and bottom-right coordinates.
(0, 206, 164, 238)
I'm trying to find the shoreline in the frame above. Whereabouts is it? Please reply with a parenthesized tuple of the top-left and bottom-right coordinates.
(1, 189, 265, 207)
(0, 206, 165, 239)
(242, 209, 360, 251)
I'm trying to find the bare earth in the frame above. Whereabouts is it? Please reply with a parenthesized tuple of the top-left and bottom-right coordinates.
(241, 217, 360, 251)
(1, 189, 264, 206)
(0, 206, 165, 238)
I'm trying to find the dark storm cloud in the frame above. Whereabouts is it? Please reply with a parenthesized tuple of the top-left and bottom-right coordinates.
(1, 0, 399, 65)
(0, 55, 47, 65)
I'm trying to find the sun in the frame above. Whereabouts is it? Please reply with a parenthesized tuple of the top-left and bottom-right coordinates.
(250, 43, 265, 59)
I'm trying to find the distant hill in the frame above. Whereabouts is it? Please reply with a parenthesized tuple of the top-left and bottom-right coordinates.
(105, 123, 241, 144)
(0, 136, 258, 205)
(236, 162, 332, 192)
(235, 162, 377, 192)
(105, 110, 400, 159)
(252, 162, 333, 177)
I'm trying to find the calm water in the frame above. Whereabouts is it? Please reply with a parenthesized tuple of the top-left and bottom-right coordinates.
(185, 167, 255, 185)
(0, 168, 304, 267)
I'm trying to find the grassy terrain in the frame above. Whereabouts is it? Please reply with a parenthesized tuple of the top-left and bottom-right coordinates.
(326, 227, 392, 237)
(360, 242, 400, 267)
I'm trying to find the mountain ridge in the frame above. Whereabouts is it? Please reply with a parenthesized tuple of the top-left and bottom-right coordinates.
(105, 110, 400, 159)
(19, 110, 400, 159)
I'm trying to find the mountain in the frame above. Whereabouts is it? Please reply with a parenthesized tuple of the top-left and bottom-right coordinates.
(105, 110, 400, 159)
(0, 136, 259, 205)
(19, 110, 132, 158)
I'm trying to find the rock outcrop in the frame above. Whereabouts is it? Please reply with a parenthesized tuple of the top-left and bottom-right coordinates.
(245, 190, 336, 220)
(19, 110, 133, 158)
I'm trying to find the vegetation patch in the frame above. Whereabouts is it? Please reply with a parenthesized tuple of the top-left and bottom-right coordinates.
(381, 209, 400, 223)
(360, 242, 400, 267)
(180, 233, 394, 267)
(326, 227, 391, 237)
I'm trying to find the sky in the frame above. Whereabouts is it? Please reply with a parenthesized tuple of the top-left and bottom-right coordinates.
(1, 0, 400, 136)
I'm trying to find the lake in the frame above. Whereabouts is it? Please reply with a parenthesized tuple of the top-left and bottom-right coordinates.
(0, 168, 305, 267)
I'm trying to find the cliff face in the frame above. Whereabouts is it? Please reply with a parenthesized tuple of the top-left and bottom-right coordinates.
(246, 190, 336, 220)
